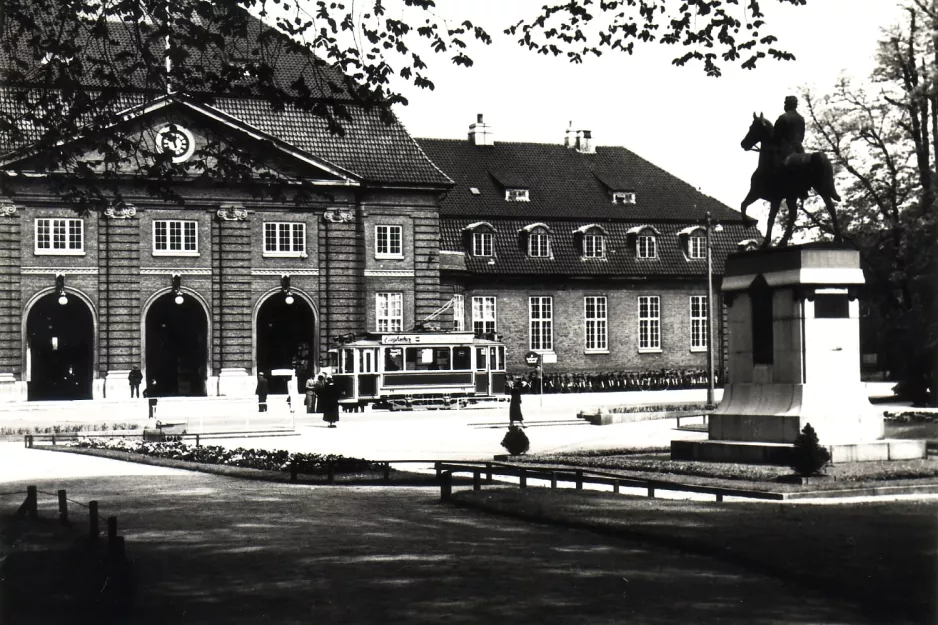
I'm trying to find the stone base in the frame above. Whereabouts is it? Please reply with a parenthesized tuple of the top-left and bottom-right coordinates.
(671, 438, 928, 465)
(217, 368, 255, 397)
(104, 370, 132, 400)
(0, 374, 26, 402)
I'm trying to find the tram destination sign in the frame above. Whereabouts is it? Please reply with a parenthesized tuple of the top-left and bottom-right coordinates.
(380, 333, 474, 345)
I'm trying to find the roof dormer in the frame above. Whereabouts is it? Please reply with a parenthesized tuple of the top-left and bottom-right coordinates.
(519, 223, 553, 258)
(677, 225, 707, 260)
(627, 225, 660, 260)
(574, 224, 608, 260)
(462, 222, 496, 257)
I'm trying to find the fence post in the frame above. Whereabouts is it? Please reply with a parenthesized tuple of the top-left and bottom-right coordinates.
(439, 470, 452, 502)
(550, 471, 557, 489)
(473, 470, 481, 491)
(195, 434, 200, 448)
(485, 462, 493, 483)
(715, 493, 723, 502)
(383, 462, 391, 482)
(57, 489, 68, 525)
(575, 470, 583, 490)
(290, 460, 298, 483)
(327, 462, 335, 484)
(25, 485, 37, 519)
(89, 501, 99, 540)
(519, 469, 527, 489)
(23, 434, 28, 448)
(107, 516, 118, 546)
(613, 479, 620, 494)
(435, 462, 441, 480)
(647, 484, 655, 498)
(51, 434, 56, 446)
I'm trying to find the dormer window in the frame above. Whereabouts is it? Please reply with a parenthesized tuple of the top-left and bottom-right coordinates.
(520, 223, 553, 259)
(473, 232, 493, 256)
(688, 235, 706, 259)
(637, 235, 657, 259)
(612, 191, 636, 205)
(574, 224, 608, 260)
(505, 188, 530, 202)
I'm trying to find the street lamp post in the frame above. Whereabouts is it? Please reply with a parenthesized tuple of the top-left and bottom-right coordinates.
(704, 211, 722, 409)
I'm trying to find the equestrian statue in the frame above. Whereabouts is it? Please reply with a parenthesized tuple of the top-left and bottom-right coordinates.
(740, 95, 841, 248)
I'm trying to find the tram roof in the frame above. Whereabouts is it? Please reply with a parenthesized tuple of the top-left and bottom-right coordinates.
(332, 331, 503, 348)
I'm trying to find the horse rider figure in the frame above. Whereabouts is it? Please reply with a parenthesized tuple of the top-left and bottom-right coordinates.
(774, 95, 805, 163)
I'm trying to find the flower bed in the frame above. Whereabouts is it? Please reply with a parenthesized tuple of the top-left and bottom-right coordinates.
(72, 438, 380, 475)
(1, 422, 139, 436)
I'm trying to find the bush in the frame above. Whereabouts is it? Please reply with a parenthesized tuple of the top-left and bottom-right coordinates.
(501, 426, 530, 456)
(790, 423, 831, 477)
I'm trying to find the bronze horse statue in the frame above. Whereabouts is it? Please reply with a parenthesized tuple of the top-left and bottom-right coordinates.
(740, 113, 841, 247)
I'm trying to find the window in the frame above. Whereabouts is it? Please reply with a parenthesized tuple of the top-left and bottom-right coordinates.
(264, 222, 305, 256)
(153, 220, 198, 255)
(529, 296, 553, 351)
(612, 191, 636, 204)
(583, 234, 605, 259)
(35, 218, 83, 254)
(638, 295, 661, 351)
(637, 234, 657, 259)
(473, 231, 493, 257)
(375, 292, 403, 332)
(452, 294, 465, 331)
(375, 225, 403, 258)
(528, 231, 550, 257)
(505, 188, 530, 202)
(584, 296, 608, 352)
(690, 295, 708, 351)
(472, 296, 496, 337)
(689, 235, 706, 260)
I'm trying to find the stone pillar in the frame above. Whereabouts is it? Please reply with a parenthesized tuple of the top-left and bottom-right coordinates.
(0, 201, 22, 402)
(217, 368, 254, 397)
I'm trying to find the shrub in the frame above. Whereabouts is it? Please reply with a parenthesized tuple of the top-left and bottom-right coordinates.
(790, 423, 831, 477)
(501, 426, 530, 456)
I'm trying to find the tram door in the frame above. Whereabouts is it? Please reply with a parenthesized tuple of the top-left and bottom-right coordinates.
(475, 346, 490, 394)
(358, 348, 379, 398)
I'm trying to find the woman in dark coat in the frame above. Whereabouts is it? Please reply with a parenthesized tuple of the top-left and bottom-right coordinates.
(321, 377, 340, 427)
(509, 380, 524, 427)
(255, 373, 269, 413)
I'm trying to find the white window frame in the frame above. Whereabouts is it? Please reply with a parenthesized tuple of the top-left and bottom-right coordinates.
(473, 231, 493, 257)
(689, 235, 706, 260)
(690, 295, 708, 352)
(376, 292, 403, 333)
(472, 296, 497, 336)
(528, 231, 550, 258)
(638, 295, 661, 352)
(612, 191, 636, 204)
(263, 222, 306, 258)
(505, 188, 530, 202)
(583, 233, 605, 259)
(637, 234, 657, 259)
(153, 219, 199, 256)
(584, 296, 608, 353)
(34, 218, 84, 255)
(375, 225, 404, 259)
(452, 294, 465, 331)
(529, 296, 553, 352)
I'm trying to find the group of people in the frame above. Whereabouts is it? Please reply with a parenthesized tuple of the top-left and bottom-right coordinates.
(506, 368, 723, 395)
(254, 372, 341, 427)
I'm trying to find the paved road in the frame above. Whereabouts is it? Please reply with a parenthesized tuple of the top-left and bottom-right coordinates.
(1, 445, 903, 625)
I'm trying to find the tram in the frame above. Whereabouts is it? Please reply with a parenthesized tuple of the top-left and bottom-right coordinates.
(325, 331, 507, 410)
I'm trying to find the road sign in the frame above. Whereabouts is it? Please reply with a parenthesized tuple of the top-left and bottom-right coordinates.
(524, 351, 541, 367)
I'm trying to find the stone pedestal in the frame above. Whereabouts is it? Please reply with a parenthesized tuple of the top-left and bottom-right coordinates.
(217, 368, 255, 397)
(104, 369, 132, 400)
(672, 243, 925, 464)
(0, 373, 26, 402)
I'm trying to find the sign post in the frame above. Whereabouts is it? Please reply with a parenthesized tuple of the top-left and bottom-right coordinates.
(524, 351, 542, 407)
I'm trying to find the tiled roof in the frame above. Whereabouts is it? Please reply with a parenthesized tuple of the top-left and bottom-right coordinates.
(416, 138, 748, 222)
(440, 218, 761, 277)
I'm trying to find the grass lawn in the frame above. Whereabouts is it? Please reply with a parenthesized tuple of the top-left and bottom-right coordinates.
(886, 420, 938, 442)
(453, 488, 938, 624)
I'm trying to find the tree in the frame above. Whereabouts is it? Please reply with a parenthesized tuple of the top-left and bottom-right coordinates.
(0, 0, 807, 210)
(802, 1, 937, 405)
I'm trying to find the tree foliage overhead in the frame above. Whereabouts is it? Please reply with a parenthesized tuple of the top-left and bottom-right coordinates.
(801, 0, 936, 404)
(0, 0, 807, 209)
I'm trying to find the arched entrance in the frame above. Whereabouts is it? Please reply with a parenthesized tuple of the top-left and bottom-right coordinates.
(256, 292, 316, 394)
(145, 293, 208, 396)
(26, 293, 94, 401)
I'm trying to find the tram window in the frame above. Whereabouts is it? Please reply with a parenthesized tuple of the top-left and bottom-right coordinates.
(496, 346, 505, 371)
(476, 347, 488, 371)
(453, 347, 471, 370)
(406, 347, 451, 370)
(385, 348, 403, 371)
(360, 349, 376, 373)
(342, 349, 355, 374)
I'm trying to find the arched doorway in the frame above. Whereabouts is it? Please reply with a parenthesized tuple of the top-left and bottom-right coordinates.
(26, 293, 94, 401)
(145, 293, 208, 396)
(256, 293, 316, 394)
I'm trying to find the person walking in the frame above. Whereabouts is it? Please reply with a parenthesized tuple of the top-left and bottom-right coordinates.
(256, 372, 269, 413)
(509, 380, 525, 427)
(321, 376, 339, 427)
(128, 366, 143, 398)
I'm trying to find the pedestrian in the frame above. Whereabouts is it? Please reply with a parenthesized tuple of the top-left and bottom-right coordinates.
(509, 380, 525, 427)
(256, 372, 269, 413)
(128, 366, 143, 398)
(305, 375, 318, 414)
(321, 376, 339, 427)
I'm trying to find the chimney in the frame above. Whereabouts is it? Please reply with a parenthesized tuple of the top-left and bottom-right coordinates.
(564, 121, 577, 149)
(468, 113, 494, 146)
(576, 130, 595, 154)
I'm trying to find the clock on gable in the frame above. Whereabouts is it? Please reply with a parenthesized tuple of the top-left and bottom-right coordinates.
(156, 124, 196, 163)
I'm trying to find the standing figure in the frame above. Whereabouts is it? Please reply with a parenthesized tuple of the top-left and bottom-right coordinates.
(321, 376, 340, 427)
(509, 380, 525, 427)
(256, 372, 269, 413)
(128, 366, 143, 398)
(305, 375, 318, 414)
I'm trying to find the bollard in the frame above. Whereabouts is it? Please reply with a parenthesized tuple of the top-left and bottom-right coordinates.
(58, 489, 68, 525)
(23, 434, 28, 448)
(550, 472, 557, 489)
(435, 463, 442, 480)
(485, 462, 493, 484)
(195, 434, 200, 448)
(519, 468, 527, 489)
(575, 470, 583, 490)
(25, 485, 37, 519)
(613, 480, 620, 494)
(647, 485, 655, 498)
(439, 470, 452, 502)
(290, 460, 298, 483)
(383, 462, 391, 482)
(473, 470, 481, 491)
(108, 516, 118, 542)
(89, 501, 99, 540)
(715, 493, 723, 502)
(51, 434, 56, 446)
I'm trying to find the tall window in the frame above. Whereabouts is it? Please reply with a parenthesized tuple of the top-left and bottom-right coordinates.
(153, 220, 198, 255)
(375, 225, 403, 258)
(473, 231, 493, 257)
(637, 234, 657, 259)
(35, 218, 83, 254)
(529, 296, 553, 351)
(472, 296, 496, 337)
(690, 295, 708, 350)
(376, 292, 403, 332)
(638, 295, 661, 351)
(264, 222, 305, 256)
(689, 235, 706, 260)
(452, 294, 465, 331)
(584, 296, 608, 352)
(528, 232, 550, 257)
(583, 234, 605, 258)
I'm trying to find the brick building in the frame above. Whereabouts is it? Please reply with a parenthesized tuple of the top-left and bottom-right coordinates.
(417, 116, 761, 381)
